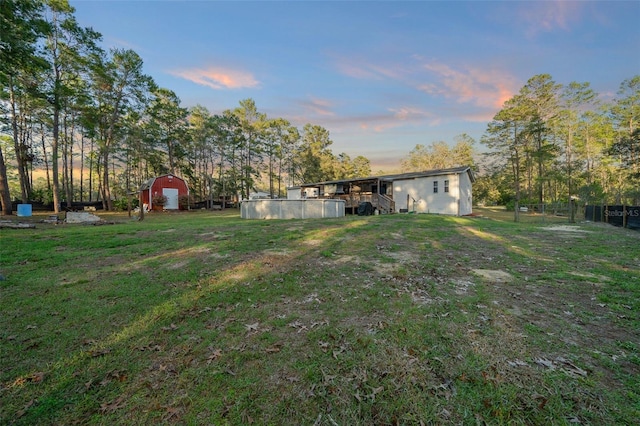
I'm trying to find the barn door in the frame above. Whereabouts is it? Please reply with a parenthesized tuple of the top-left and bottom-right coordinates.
(163, 188, 179, 209)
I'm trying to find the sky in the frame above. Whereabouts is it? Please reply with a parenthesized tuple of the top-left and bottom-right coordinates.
(70, 0, 640, 172)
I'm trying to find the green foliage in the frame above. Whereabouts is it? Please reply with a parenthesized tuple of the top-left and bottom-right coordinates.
(402, 135, 476, 172)
(481, 73, 640, 209)
(112, 197, 138, 211)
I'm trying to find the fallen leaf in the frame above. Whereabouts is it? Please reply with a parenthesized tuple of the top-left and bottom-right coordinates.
(265, 343, 282, 354)
(88, 348, 111, 357)
(537, 396, 548, 409)
(28, 372, 45, 383)
(556, 357, 588, 377)
(534, 358, 555, 369)
(100, 395, 126, 413)
(245, 322, 259, 332)
(161, 323, 178, 332)
(206, 348, 223, 364)
(162, 406, 181, 421)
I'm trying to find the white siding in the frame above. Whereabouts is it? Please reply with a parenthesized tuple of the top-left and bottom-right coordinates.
(392, 171, 472, 216)
(458, 172, 473, 215)
(287, 187, 302, 200)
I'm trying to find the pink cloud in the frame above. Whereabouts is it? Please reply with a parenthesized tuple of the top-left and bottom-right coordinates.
(169, 66, 259, 90)
(518, 1, 584, 36)
(298, 97, 336, 117)
(419, 62, 518, 110)
(355, 107, 440, 133)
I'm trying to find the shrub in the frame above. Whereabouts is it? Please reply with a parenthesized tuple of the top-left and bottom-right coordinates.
(152, 194, 168, 205)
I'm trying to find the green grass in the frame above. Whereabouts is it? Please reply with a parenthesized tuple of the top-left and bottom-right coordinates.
(1, 209, 639, 424)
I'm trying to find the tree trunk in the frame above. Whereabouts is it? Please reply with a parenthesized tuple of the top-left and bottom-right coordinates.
(0, 146, 13, 215)
(101, 149, 114, 210)
(80, 132, 84, 202)
(8, 79, 29, 203)
(52, 105, 61, 213)
(39, 123, 51, 194)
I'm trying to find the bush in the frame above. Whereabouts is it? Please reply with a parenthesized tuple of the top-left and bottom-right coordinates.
(152, 194, 167, 205)
(113, 198, 139, 211)
(179, 194, 193, 210)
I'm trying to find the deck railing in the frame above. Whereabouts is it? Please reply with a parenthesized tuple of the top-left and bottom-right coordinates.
(334, 193, 396, 214)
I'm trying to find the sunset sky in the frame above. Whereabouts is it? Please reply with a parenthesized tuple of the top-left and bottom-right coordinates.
(71, 1, 640, 171)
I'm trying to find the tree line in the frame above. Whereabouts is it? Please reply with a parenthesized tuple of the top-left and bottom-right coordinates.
(0, 0, 372, 214)
(478, 74, 639, 220)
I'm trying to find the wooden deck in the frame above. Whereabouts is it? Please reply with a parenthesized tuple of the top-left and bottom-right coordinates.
(331, 193, 396, 214)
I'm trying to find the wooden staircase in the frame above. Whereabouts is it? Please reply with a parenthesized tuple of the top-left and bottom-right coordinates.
(376, 194, 395, 214)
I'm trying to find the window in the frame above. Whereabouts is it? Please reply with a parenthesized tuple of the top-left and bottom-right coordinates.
(433, 181, 438, 193)
(444, 180, 449, 193)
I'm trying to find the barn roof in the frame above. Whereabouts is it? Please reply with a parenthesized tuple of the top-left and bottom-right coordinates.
(139, 174, 187, 191)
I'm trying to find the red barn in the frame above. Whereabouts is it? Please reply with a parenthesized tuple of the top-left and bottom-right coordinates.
(139, 174, 189, 211)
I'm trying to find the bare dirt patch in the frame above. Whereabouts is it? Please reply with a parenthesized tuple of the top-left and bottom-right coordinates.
(471, 269, 514, 282)
(542, 225, 592, 233)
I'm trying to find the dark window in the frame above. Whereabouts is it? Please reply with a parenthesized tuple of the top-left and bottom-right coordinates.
(433, 181, 438, 193)
(444, 180, 449, 193)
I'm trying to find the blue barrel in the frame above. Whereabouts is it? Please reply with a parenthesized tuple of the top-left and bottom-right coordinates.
(17, 204, 32, 217)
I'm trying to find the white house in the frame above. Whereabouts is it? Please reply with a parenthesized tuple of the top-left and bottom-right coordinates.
(293, 166, 475, 216)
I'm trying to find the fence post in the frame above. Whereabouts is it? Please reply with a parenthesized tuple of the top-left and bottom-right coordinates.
(623, 205, 627, 228)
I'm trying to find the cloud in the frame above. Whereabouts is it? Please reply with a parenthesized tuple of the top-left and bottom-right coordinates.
(517, 1, 584, 36)
(297, 97, 336, 117)
(332, 55, 405, 81)
(418, 62, 518, 110)
(354, 107, 440, 133)
(168, 66, 259, 90)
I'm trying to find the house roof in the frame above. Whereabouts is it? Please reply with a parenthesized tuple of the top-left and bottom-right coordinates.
(299, 166, 475, 188)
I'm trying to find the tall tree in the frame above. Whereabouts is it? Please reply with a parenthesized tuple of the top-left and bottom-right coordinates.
(186, 105, 214, 201)
(351, 155, 371, 178)
(228, 99, 266, 200)
(559, 81, 597, 221)
(482, 94, 530, 221)
(278, 124, 301, 189)
(145, 88, 188, 175)
(0, 0, 47, 213)
(519, 74, 561, 204)
(609, 76, 640, 203)
(263, 118, 292, 198)
(402, 135, 475, 172)
(42, 0, 101, 211)
(85, 48, 154, 210)
(298, 123, 335, 183)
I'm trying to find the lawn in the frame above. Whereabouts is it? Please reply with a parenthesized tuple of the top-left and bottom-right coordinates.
(1, 209, 638, 425)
